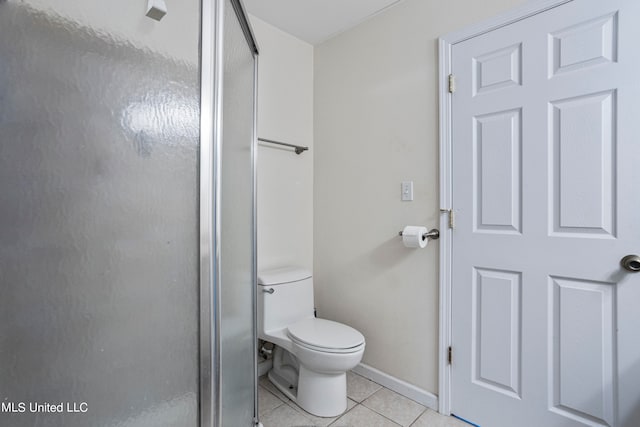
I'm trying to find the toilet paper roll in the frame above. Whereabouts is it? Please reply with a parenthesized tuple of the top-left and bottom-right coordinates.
(402, 225, 428, 249)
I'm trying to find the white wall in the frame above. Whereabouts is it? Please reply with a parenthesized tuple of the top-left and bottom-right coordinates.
(314, 0, 525, 394)
(250, 16, 315, 272)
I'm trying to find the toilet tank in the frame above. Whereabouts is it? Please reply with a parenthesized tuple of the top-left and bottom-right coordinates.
(257, 267, 314, 334)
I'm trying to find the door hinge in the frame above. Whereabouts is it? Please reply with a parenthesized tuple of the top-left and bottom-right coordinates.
(448, 346, 453, 364)
(448, 74, 456, 93)
(440, 209, 455, 229)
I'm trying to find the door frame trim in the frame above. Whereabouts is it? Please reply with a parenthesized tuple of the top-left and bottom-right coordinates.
(437, 0, 573, 415)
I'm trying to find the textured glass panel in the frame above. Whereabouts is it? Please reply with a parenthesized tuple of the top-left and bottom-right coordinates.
(0, 2, 200, 426)
(219, 1, 256, 426)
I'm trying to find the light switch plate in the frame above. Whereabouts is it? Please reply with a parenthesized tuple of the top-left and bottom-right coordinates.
(401, 181, 414, 201)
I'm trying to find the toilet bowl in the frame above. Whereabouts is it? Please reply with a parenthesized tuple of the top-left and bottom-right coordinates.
(258, 267, 365, 417)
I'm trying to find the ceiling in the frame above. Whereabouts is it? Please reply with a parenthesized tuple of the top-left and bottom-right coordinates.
(243, 0, 404, 45)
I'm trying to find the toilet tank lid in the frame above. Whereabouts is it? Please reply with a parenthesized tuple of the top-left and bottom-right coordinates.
(257, 267, 311, 286)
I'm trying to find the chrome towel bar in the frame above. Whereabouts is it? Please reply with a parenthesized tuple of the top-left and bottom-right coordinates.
(258, 137, 309, 155)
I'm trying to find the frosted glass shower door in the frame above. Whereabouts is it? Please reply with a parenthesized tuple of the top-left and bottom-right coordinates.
(0, 1, 201, 426)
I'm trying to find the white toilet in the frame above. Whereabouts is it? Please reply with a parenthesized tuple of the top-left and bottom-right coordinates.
(257, 267, 365, 417)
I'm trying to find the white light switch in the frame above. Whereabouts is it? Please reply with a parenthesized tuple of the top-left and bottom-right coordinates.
(401, 181, 414, 201)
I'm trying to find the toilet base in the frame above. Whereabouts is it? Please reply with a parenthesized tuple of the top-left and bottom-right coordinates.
(268, 365, 347, 418)
(297, 365, 347, 417)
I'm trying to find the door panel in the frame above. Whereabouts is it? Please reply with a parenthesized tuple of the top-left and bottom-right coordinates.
(472, 268, 522, 399)
(473, 43, 522, 95)
(450, 1, 640, 426)
(549, 12, 617, 77)
(550, 276, 616, 426)
(473, 108, 522, 234)
(550, 90, 616, 236)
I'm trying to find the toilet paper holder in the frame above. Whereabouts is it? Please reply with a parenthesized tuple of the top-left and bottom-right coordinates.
(398, 228, 440, 241)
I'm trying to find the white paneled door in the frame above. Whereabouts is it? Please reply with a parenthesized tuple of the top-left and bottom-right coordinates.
(450, 0, 640, 426)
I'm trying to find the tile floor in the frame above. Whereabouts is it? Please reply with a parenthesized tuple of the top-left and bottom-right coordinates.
(259, 371, 469, 427)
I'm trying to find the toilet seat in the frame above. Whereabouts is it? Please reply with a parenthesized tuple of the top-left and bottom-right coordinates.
(287, 318, 365, 354)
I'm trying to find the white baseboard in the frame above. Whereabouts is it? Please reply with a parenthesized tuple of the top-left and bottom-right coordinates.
(352, 363, 438, 411)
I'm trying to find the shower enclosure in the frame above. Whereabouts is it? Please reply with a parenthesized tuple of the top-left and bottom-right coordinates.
(0, 0, 258, 426)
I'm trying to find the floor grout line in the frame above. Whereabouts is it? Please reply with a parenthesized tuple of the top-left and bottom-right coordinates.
(260, 371, 457, 427)
(362, 401, 428, 427)
(326, 402, 358, 427)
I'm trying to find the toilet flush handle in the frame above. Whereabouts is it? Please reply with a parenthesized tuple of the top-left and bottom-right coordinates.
(262, 288, 275, 294)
